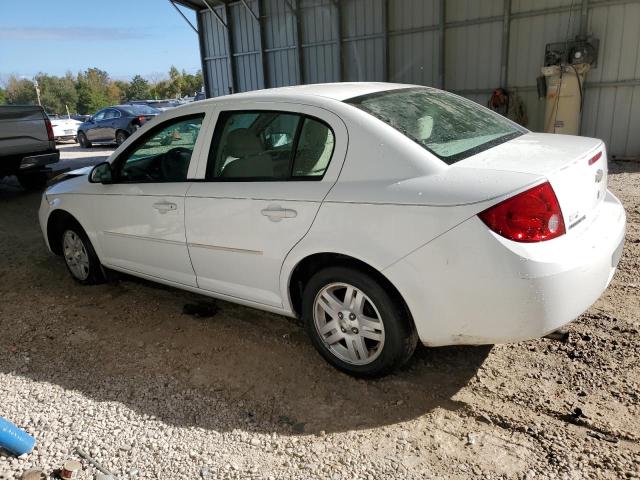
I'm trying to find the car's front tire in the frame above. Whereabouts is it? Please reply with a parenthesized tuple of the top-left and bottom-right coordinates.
(77, 131, 92, 148)
(302, 266, 417, 378)
(60, 223, 105, 285)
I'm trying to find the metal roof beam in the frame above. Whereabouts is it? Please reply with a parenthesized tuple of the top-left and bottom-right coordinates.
(169, 0, 199, 34)
(202, 0, 228, 29)
(239, 0, 259, 23)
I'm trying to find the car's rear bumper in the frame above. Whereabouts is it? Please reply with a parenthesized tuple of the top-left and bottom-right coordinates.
(383, 190, 626, 346)
(20, 150, 60, 170)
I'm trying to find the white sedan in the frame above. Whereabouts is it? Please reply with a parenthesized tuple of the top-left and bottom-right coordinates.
(49, 115, 82, 142)
(39, 83, 626, 377)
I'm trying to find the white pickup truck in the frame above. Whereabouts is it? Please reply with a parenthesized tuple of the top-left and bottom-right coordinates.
(0, 105, 60, 190)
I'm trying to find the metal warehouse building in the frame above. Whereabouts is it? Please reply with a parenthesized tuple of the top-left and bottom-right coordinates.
(173, 0, 640, 158)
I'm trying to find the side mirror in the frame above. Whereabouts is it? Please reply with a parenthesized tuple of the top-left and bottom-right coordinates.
(87, 116, 94, 123)
(89, 162, 113, 184)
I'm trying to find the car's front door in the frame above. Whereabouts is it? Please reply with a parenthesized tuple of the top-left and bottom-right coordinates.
(92, 111, 209, 286)
(185, 104, 347, 307)
(86, 109, 106, 141)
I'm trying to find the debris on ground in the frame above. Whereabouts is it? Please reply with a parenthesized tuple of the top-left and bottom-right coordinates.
(182, 302, 220, 318)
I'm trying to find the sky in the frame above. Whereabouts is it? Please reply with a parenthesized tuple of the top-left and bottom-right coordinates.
(0, 0, 201, 82)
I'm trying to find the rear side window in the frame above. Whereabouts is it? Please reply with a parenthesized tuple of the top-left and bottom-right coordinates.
(205, 111, 335, 181)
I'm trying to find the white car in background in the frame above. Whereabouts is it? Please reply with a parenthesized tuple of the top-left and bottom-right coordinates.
(48, 115, 82, 143)
(38, 83, 626, 377)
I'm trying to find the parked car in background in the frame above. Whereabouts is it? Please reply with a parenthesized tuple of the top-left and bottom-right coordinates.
(194, 91, 206, 102)
(128, 100, 180, 111)
(0, 105, 59, 190)
(39, 83, 625, 377)
(48, 115, 82, 143)
(77, 105, 159, 148)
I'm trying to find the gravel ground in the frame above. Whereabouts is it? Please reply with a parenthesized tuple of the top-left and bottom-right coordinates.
(0, 148, 638, 479)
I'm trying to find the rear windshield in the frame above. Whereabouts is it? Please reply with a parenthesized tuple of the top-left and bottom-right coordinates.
(151, 101, 178, 108)
(121, 105, 159, 115)
(346, 87, 526, 164)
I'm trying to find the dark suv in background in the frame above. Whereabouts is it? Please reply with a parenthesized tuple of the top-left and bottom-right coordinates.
(77, 105, 160, 147)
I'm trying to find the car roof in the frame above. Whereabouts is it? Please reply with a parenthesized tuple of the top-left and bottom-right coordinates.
(197, 82, 418, 105)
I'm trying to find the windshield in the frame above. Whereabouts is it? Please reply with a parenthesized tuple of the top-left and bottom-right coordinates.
(121, 105, 160, 115)
(346, 87, 526, 164)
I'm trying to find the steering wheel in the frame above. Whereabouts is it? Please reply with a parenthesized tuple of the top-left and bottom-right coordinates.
(161, 147, 192, 181)
(123, 164, 153, 182)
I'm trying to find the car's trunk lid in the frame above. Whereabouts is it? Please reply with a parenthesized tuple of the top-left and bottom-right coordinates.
(458, 132, 607, 231)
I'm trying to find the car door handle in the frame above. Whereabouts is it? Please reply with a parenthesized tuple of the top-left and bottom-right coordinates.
(261, 206, 297, 221)
(152, 201, 177, 213)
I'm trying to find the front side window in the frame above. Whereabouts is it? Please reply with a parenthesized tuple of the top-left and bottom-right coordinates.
(93, 110, 106, 121)
(346, 87, 526, 164)
(206, 111, 334, 181)
(115, 114, 204, 183)
(104, 109, 119, 120)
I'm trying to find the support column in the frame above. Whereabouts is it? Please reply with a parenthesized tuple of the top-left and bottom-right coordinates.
(333, 0, 343, 81)
(256, 0, 269, 88)
(438, 0, 445, 89)
(500, 0, 511, 88)
(383, 0, 389, 81)
(579, 0, 589, 36)
(223, 3, 237, 93)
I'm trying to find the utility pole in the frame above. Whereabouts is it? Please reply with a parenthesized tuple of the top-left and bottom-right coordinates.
(33, 79, 41, 106)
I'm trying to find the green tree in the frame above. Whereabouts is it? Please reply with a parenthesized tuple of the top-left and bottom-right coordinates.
(168, 66, 185, 98)
(5, 75, 38, 105)
(76, 68, 111, 114)
(126, 75, 151, 101)
(0, 87, 6, 105)
(113, 80, 130, 103)
(149, 79, 171, 100)
(36, 72, 78, 115)
(182, 70, 203, 97)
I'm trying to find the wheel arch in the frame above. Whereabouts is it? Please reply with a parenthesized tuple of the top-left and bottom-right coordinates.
(287, 252, 414, 327)
(47, 209, 84, 255)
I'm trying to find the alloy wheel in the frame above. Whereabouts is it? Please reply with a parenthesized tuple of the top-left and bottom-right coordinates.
(313, 282, 385, 365)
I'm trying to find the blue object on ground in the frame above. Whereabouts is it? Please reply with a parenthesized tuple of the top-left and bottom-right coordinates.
(0, 416, 36, 455)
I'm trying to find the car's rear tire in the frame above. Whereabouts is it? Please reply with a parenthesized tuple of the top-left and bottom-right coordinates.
(115, 130, 128, 146)
(60, 223, 105, 285)
(17, 172, 48, 191)
(78, 132, 91, 148)
(302, 266, 417, 378)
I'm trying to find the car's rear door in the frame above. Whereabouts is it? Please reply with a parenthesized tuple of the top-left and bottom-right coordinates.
(102, 108, 120, 141)
(185, 103, 347, 307)
(92, 109, 210, 286)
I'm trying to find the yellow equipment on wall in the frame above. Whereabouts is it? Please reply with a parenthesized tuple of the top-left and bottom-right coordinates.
(542, 63, 590, 135)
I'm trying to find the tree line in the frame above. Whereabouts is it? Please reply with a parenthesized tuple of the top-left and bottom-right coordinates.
(0, 66, 203, 115)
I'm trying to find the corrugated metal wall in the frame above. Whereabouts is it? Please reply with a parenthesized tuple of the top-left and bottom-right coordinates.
(196, 0, 640, 157)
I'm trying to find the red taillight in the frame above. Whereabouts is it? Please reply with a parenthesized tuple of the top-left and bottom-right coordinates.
(478, 181, 566, 243)
(44, 117, 54, 141)
(588, 151, 602, 165)
(137, 115, 146, 123)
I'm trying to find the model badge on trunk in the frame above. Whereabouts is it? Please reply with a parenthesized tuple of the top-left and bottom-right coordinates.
(595, 169, 604, 183)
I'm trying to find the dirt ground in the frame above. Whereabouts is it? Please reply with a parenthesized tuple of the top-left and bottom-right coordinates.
(0, 147, 638, 479)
